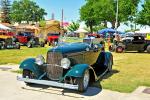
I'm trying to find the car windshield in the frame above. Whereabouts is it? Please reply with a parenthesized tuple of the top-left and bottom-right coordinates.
(24, 32, 33, 36)
(47, 33, 59, 36)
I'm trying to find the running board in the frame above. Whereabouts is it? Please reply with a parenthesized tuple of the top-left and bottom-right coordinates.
(17, 76, 78, 90)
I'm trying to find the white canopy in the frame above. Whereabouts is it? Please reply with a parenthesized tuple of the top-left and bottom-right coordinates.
(135, 27, 150, 33)
(0, 24, 11, 30)
(74, 28, 88, 33)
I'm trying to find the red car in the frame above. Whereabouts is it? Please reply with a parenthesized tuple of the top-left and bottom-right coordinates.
(15, 32, 33, 45)
(45, 33, 60, 46)
(88, 33, 101, 38)
(14, 32, 45, 48)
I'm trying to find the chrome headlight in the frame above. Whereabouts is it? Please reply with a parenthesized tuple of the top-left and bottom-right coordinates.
(94, 44, 98, 48)
(61, 58, 71, 69)
(35, 55, 45, 65)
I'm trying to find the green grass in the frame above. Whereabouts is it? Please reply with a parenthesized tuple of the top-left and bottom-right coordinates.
(11, 69, 23, 74)
(98, 52, 150, 93)
(0, 38, 150, 93)
(0, 46, 48, 64)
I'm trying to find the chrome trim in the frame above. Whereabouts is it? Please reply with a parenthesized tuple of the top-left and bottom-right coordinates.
(17, 76, 78, 90)
(46, 64, 60, 67)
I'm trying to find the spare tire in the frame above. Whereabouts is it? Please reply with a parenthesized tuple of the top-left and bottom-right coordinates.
(146, 45, 150, 53)
(116, 46, 123, 53)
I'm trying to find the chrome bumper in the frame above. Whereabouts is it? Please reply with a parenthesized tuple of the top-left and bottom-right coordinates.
(17, 76, 78, 90)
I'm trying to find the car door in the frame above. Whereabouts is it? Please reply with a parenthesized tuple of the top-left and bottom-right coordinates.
(131, 36, 145, 51)
(17, 33, 28, 44)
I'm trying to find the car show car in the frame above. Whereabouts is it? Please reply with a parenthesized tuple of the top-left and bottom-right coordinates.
(0, 32, 20, 49)
(109, 33, 150, 53)
(14, 32, 45, 48)
(17, 37, 113, 92)
(45, 33, 60, 46)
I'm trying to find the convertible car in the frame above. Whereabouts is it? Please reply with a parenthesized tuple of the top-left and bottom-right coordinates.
(17, 37, 113, 92)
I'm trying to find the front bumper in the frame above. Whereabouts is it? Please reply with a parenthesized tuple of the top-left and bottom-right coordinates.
(17, 76, 78, 90)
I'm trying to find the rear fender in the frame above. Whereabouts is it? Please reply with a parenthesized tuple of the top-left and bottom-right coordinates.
(19, 58, 43, 78)
(96, 52, 113, 67)
(105, 52, 113, 66)
(65, 64, 89, 78)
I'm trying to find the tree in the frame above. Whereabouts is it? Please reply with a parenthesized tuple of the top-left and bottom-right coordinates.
(80, 0, 99, 32)
(67, 21, 80, 32)
(10, 0, 47, 23)
(39, 20, 46, 27)
(136, 0, 150, 26)
(0, 0, 11, 23)
(80, 0, 140, 30)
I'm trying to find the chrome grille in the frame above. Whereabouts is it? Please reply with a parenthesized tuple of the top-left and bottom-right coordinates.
(46, 52, 63, 80)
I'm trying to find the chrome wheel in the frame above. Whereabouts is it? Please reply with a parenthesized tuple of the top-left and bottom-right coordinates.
(108, 60, 112, 72)
(83, 69, 90, 89)
(77, 69, 90, 92)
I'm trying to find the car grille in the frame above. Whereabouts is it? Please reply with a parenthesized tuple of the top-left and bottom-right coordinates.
(46, 52, 63, 80)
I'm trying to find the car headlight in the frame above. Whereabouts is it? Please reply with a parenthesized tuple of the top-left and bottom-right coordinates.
(94, 44, 98, 48)
(35, 55, 45, 65)
(61, 58, 71, 69)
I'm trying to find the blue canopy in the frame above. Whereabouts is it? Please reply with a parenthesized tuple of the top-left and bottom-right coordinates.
(98, 28, 116, 34)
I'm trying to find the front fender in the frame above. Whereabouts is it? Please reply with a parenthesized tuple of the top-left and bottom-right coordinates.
(20, 58, 43, 78)
(65, 64, 89, 78)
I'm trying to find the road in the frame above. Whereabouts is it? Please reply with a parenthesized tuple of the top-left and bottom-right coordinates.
(0, 65, 150, 100)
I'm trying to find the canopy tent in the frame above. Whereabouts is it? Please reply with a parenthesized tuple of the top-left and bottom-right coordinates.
(98, 28, 116, 34)
(74, 28, 88, 33)
(0, 24, 11, 30)
(135, 28, 150, 34)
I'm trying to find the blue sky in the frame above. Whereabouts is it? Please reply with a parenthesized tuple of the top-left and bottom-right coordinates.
(10, 0, 145, 31)
(11, 0, 145, 23)
(35, 0, 85, 22)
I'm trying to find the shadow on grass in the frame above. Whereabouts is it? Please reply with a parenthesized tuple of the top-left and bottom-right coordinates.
(123, 51, 148, 54)
(102, 69, 119, 79)
(92, 69, 119, 91)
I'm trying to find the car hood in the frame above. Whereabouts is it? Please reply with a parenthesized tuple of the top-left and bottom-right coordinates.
(48, 42, 90, 54)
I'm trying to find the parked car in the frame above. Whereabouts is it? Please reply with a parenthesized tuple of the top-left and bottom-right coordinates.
(17, 37, 113, 92)
(109, 33, 150, 53)
(14, 32, 45, 48)
(0, 32, 20, 49)
(45, 33, 60, 46)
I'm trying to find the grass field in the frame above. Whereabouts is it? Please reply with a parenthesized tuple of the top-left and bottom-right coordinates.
(99, 52, 150, 93)
(0, 46, 48, 64)
(0, 38, 150, 93)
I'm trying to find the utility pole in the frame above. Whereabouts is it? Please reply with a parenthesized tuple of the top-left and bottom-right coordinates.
(61, 9, 64, 28)
(115, 0, 119, 30)
(51, 13, 54, 20)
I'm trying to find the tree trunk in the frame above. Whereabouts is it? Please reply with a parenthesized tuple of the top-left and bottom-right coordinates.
(89, 24, 93, 33)
(111, 21, 115, 29)
(104, 21, 107, 27)
(111, 21, 120, 29)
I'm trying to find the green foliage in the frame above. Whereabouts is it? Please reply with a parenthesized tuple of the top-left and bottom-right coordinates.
(10, 0, 47, 23)
(80, 0, 140, 29)
(39, 20, 46, 27)
(136, 0, 150, 26)
(0, 0, 11, 23)
(67, 21, 80, 32)
(80, 1, 98, 32)
(93, 25, 106, 32)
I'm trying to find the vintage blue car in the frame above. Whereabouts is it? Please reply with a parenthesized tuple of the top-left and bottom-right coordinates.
(17, 38, 113, 92)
